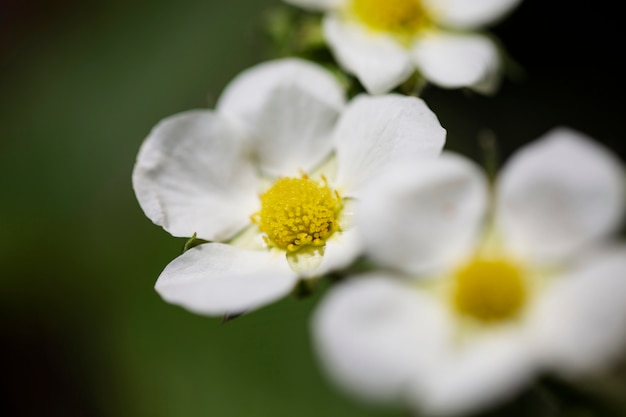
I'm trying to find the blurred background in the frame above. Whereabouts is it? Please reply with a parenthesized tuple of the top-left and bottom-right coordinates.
(1, 1, 624, 416)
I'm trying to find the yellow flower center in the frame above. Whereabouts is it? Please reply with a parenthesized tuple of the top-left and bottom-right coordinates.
(452, 258, 527, 323)
(351, 0, 429, 35)
(253, 176, 342, 252)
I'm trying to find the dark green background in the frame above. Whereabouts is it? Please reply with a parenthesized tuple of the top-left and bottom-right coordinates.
(1, 1, 624, 416)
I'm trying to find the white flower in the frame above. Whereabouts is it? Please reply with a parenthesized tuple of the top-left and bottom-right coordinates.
(132, 58, 445, 317)
(284, 0, 522, 94)
(312, 128, 626, 416)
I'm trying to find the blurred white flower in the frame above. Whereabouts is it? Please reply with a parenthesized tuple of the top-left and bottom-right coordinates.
(284, 0, 522, 94)
(132, 58, 445, 317)
(312, 128, 626, 416)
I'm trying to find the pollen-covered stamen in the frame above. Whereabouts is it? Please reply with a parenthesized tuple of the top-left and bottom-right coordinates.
(253, 175, 342, 252)
(351, 0, 429, 35)
(452, 258, 527, 323)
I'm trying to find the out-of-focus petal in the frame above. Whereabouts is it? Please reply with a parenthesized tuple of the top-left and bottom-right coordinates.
(358, 152, 488, 276)
(529, 245, 626, 376)
(312, 275, 450, 404)
(334, 94, 445, 196)
(132, 110, 259, 241)
(216, 58, 345, 177)
(414, 328, 535, 417)
(155, 243, 299, 316)
(323, 16, 414, 95)
(423, 0, 522, 29)
(496, 128, 625, 264)
(412, 32, 501, 94)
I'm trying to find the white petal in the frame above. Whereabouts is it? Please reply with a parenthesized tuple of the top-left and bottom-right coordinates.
(155, 243, 299, 316)
(312, 275, 450, 404)
(496, 128, 626, 264)
(216, 58, 345, 176)
(314, 229, 363, 276)
(132, 110, 259, 240)
(423, 0, 522, 29)
(334, 94, 446, 196)
(358, 153, 488, 276)
(529, 245, 626, 377)
(323, 16, 414, 95)
(412, 32, 501, 94)
(414, 329, 536, 417)
(283, 0, 346, 11)
(285, 230, 361, 277)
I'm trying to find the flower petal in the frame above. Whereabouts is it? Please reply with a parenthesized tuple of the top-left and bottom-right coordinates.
(334, 94, 446, 196)
(155, 243, 299, 316)
(312, 275, 450, 404)
(132, 110, 259, 241)
(358, 152, 488, 276)
(414, 329, 535, 417)
(283, 0, 346, 11)
(323, 16, 414, 95)
(216, 58, 345, 177)
(529, 245, 626, 376)
(412, 32, 501, 94)
(423, 0, 522, 29)
(315, 228, 363, 276)
(496, 128, 626, 264)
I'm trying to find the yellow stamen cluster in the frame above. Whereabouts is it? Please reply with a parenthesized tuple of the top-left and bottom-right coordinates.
(253, 176, 342, 252)
(351, 0, 428, 35)
(452, 258, 527, 323)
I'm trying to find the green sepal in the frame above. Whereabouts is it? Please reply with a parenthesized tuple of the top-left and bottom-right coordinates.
(397, 70, 428, 97)
(292, 278, 319, 300)
(477, 129, 500, 185)
(221, 311, 245, 324)
(182, 232, 208, 253)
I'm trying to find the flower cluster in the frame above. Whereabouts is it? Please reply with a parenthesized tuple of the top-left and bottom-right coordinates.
(132, 1, 626, 416)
